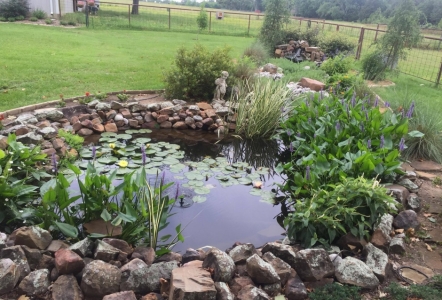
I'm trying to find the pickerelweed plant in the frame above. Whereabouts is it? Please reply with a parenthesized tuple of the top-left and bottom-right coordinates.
(275, 90, 421, 247)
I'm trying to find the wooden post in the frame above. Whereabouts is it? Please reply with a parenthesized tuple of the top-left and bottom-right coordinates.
(247, 14, 251, 36)
(436, 60, 442, 87)
(168, 8, 171, 30)
(356, 27, 365, 60)
(337, 25, 339, 31)
(322, 19, 325, 31)
(128, 5, 131, 27)
(209, 11, 212, 32)
(374, 24, 380, 41)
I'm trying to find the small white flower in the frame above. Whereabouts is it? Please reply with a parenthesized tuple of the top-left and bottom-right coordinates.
(8, 169, 12, 171)
(5, 198, 8, 202)
(21, 150, 24, 153)
(23, 220, 26, 223)
(19, 210, 23, 213)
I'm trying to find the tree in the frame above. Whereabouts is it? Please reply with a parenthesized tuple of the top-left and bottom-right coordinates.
(132, 0, 139, 15)
(378, 0, 422, 70)
(259, 0, 290, 53)
(196, 3, 208, 39)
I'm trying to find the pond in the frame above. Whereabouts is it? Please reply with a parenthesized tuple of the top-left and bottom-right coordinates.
(84, 129, 284, 253)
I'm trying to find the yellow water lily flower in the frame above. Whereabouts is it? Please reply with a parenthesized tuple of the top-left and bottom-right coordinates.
(118, 160, 128, 168)
(109, 143, 116, 149)
(146, 144, 150, 148)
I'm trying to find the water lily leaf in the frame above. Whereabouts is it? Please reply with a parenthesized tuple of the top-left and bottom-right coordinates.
(247, 174, 261, 180)
(164, 144, 180, 150)
(188, 180, 204, 187)
(132, 158, 151, 165)
(163, 158, 180, 165)
(170, 163, 186, 171)
(97, 157, 118, 164)
(232, 162, 249, 168)
(225, 165, 236, 171)
(155, 152, 169, 157)
(216, 174, 230, 181)
(249, 189, 262, 196)
(202, 158, 217, 165)
(77, 162, 90, 169)
(124, 146, 138, 152)
(194, 187, 210, 195)
(210, 167, 222, 172)
(220, 180, 235, 187)
(185, 172, 204, 181)
(256, 167, 270, 175)
(151, 157, 164, 162)
(80, 151, 93, 158)
(238, 177, 253, 185)
(125, 129, 142, 134)
(116, 168, 132, 175)
(174, 175, 185, 180)
(127, 163, 139, 169)
(101, 132, 117, 137)
(145, 149, 157, 155)
(116, 134, 132, 140)
(231, 173, 245, 179)
(139, 129, 152, 133)
(145, 167, 161, 175)
(171, 152, 185, 159)
(260, 191, 276, 204)
(216, 157, 228, 163)
(133, 138, 152, 144)
(181, 183, 191, 188)
(150, 162, 163, 167)
(193, 196, 207, 203)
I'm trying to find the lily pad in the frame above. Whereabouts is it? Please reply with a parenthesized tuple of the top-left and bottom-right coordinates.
(145, 149, 157, 155)
(133, 138, 152, 144)
(216, 174, 230, 181)
(139, 129, 152, 133)
(185, 172, 204, 181)
(144, 167, 161, 175)
(194, 187, 210, 195)
(97, 157, 118, 164)
(238, 177, 253, 185)
(116, 168, 132, 175)
(202, 158, 217, 165)
(192, 196, 207, 203)
(174, 175, 185, 180)
(125, 129, 141, 134)
(77, 162, 90, 169)
(188, 180, 204, 187)
(132, 158, 151, 165)
(231, 173, 245, 179)
(170, 163, 186, 172)
(101, 132, 117, 137)
(249, 189, 262, 196)
(115, 134, 133, 140)
(256, 167, 270, 175)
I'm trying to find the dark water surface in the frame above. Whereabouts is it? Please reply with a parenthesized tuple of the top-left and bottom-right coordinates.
(87, 129, 284, 253)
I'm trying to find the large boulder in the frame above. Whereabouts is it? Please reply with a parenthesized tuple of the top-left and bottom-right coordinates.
(246, 254, 280, 284)
(284, 272, 308, 300)
(393, 210, 420, 230)
(293, 249, 334, 281)
(335, 257, 380, 289)
(214, 282, 234, 300)
(18, 269, 51, 296)
(1, 245, 30, 281)
(55, 248, 85, 275)
(69, 237, 94, 258)
(262, 252, 292, 286)
(237, 284, 271, 300)
(52, 274, 84, 300)
(363, 243, 388, 282)
(80, 260, 121, 298)
(261, 242, 297, 268)
(229, 244, 258, 264)
(202, 248, 235, 283)
(0, 258, 20, 295)
(170, 260, 217, 300)
(371, 214, 394, 251)
(299, 77, 325, 92)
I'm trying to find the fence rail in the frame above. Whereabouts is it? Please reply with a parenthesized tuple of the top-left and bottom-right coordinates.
(82, 2, 442, 86)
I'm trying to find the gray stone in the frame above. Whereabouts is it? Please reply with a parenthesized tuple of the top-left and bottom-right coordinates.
(182, 248, 203, 264)
(215, 107, 229, 117)
(160, 101, 174, 109)
(335, 257, 380, 289)
(111, 101, 125, 110)
(261, 282, 281, 297)
(16, 132, 43, 144)
(0, 258, 20, 295)
(46, 240, 70, 254)
(170, 260, 217, 300)
(147, 103, 161, 111)
(18, 269, 50, 296)
(202, 248, 235, 283)
(284, 273, 308, 300)
(215, 282, 234, 300)
(262, 252, 292, 286)
(52, 274, 84, 300)
(94, 240, 120, 262)
(187, 105, 200, 114)
(1, 245, 30, 281)
(385, 184, 410, 205)
(398, 178, 419, 191)
(1, 124, 27, 135)
(44, 109, 65, 121)
(21, 245, 41, 271)
(120, 261, 179, 294)
(131, 246, 155, 266)
(95, 102, 111, 111)
(114, 113, 124, 121)
(393, 210, 420, 230)
(364, 243, 388, 282)
(193, 115, 203, 122)
(69, 238, 94, 258)
(229, 244, 258, 264)
(329, 254, 343, 269)
(389, 237, 405, 254)
(293, 249, 334, 281)
(229, 277, 254, 296)
(173, 99, 187, 106)
(120, 258, 147, 273)
(130, 103, 147, 112)
(81, 260, 121, 298)
(246, 254, 280, 284)
(38, 126, 58, 139)
(14, 226, 53, 250)
(87, 100, 100, 108)
(103, 291, 137, 300)
(103, 238, 133, 256)
(171, 104, 183, 113)
(17, 113, 38, 124)
(371, 214, 394, 250)
(406, 193, 421, 212)
(261, 242, 297, 268)
(237, 284, 271, 300)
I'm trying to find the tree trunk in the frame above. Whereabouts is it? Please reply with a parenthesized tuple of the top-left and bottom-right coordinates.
(132, 0, 139, 15)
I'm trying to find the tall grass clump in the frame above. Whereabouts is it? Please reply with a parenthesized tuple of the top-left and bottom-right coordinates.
(233, 79, 291, 139)
(32, 9, 46, 19)
(243, 41, 269, 66)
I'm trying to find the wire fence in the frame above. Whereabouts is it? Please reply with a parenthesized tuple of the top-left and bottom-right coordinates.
(82, 2, 442, 85)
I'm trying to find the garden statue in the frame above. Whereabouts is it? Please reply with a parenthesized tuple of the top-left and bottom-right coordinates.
(213, 71, 229, 101)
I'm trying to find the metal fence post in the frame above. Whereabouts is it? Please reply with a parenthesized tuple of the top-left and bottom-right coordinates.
(168, 8, 171, 30)
(356, 27, 365, 60)
(209, 11, 212, 32)
(247, 14, 251, 36)
(436, 60, 442, 87)
(374, 24, 380, 42)
(128, 5, 131, 27)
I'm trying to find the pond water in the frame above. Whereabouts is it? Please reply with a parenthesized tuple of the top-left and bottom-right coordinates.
(84, 129, 284, 253)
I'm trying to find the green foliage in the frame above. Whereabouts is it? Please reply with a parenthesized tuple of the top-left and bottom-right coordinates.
(44, 18, 52, 25)
(68, 20, 76, 26)
(284, 176, 398, 247)
(15, 15, 23, 20)
(309, 283, 360, 300)
(378, 0, 422, 70)
(320, 54, 353, 76)
(7, 16, 14, 22)
(318, 34, 357, 56)
(386, 275, 442, 300)
(361, 50, 387, 81)
(60, 20, 69, 26)
(29, 16, 37, 22)
(268, 59, 328, 83)
(0, 16, 6, 22)
(277, 90, 409, 203)
(164, 44, 232, 100)
(352, 76, 376, 101)
(117, 93, 129, 102)
(230, 57, 256, 85)
(196, 3, 208, 32)
(281, 27, 320, 48)
(58, 129, 84, 153)
(0, 134, 50, 231)
(327, 73, 358, 93)
(233, 79, 291, 139)
(259, 0, 290, 53)
(32, 9, 46, 20)
(95, 92, 107, 100)
(243, 41, 269, 66)
(0, 0, 29, 18)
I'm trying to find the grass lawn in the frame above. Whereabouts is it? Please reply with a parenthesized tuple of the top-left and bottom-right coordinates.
(0, 23, 254, 111)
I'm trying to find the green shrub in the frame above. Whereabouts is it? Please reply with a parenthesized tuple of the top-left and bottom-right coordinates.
(196, 3, 208, 33)
(362, 50, 387, 81)
(243, 41, 269, 66)
(268, 58, 328, 83)
(58, 129, 84, 153)
(7, 17, 15, 22)
(327, 73, 358, 93)
(60, 12, 84, 25)
(0, 0, 29, 19)
(117, 93, 129, 102)
(44, 18, 52, 24)
(15, 15, 24, 20)
(284, 176, 398, 247)
(353, 76, 376, 101)
(29, 16, 37, 22)
(319, 33, 357, 56)
(233, 79, 291, 138)
(386, 275, 442, 300)
(31, 9, 46, 19)
(281, 27, 320, 47)
(164, 44, 232, 100)
(60, 20, 68, 26)
(68, 20, 76, 26)
(320, 54, 353, 76)
(95, 91, 107, 100)
(309, 283, 360, 300)
(230, 57, 256, 85)
(0, 16, 6, 21)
